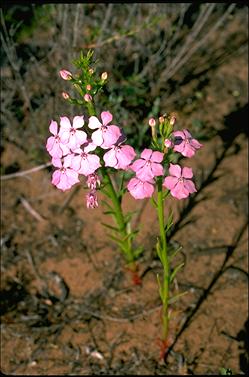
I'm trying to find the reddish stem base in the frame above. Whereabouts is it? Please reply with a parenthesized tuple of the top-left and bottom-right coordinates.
(156, 338, 170, 361)
(125, 263, 142, 286)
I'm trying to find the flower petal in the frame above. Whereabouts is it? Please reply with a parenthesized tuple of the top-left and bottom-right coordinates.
(163, 176, 178, 190)
(60, 116, 71, 129)
(130, 159, 146, 173)
(151, 151, 164, 163)
(173, 130, 185, 139)
(182, 167, 193, 179)
(102, 125, 122, 148)
(75, 130, 87, 146)
(52, 157, 62, 168)
(49, 120, 58, 135)
(52, 170, 61, 186)
(190, 138, 203, 149)
(169, 163, 182, 178)
(184, 179, 197, 194)
(88, 116, 102, 130)
(101, 111, 113, 126)
(103, 148, 118, 168)
(151, 162, 164, 177)
(171, 181, 190, 200)
(141, 148, 153, 160)
(91, 129, 104, 146)
(73, 115, 84, 129)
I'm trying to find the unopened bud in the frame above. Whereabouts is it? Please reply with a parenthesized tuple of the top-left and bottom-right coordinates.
(86, 84, 92, 91)
(149, 117, 156, 127)
(84, 93, 92, 102)
(62, 91, 70, 100)
(59, 69, 72, 80)
(164, 139, 173, 148)
(159, 116, 164, 124)
(101, 72, 108, 80)
(170, 115, 176, 126)
(89, 68, 94, 75)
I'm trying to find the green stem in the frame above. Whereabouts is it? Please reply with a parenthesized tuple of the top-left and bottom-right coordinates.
(157, 177, 170, 341)
(101, 168, 134, 265)
(85, 94, 135, 267)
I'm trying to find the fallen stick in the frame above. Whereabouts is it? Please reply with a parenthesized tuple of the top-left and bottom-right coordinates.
(0, 162, 52, 181)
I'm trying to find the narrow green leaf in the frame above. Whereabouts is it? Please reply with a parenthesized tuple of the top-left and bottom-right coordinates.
(170, 262, 185, 283)
(103, 211, 116, 216)
(150, 196, 157, 208)
(156, 273, 164, 301)
(169, 245, 183, 261)
(101, 222, 120, 232)
(168, 291, 188, 304)
(134, 246, 144, 258)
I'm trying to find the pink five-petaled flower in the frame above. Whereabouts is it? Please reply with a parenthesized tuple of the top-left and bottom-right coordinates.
(163, 163, 197, 200)
(127, 177, 155, 200)
(46, 120, 70, 158)
(88, 111, 122, 149)
(70, 140, 101, 176)
(51, 155, 80, 191)
(130, 148, 164, 181)
(86, 173, 101, 190)
(103, 144, 136, 170)
(86, 190, 98, 209)
(59, 116, 87, 150)
(173, 129, 203, 158)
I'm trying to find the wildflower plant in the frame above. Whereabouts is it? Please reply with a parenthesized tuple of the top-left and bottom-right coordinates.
(45, 50, 203, 359)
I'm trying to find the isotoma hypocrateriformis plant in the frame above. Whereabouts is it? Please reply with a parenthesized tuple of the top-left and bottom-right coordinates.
(45, 51, 203, 359)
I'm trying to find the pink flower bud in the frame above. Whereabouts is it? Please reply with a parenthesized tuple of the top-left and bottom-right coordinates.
(84, 93, 92, 102)
(59, 69, 72, 80)
(62, 92, 70, 100)
(149, 118, 156, 127)
(86, 84, 92, 91)
(164, 139, 173, 148)
(101, 72, 108, 80)
(159, 116, 164, 124)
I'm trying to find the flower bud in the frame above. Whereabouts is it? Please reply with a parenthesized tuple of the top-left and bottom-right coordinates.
(170, 115, 176, 126)
(86, 84, 92, 91)
(62, 91, 70, 100)
(89, 68, 94, 75)
(164, 139, 173, 148)
(59, 69, 72, 80)
(101, 72, 108, 80)
(149, 117, 156, 127)
(84, 93, 92, 102)
(159, 116, 164, 124)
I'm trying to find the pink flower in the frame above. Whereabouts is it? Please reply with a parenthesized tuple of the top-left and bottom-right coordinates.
(103, 144, 136, 170)
(70, 140, 101, 176)
(59, 69, 72, 80)
(88, 111, 122, 148)
(130, 148, 164, 181)
(86, 173, 101, 190)
(46, 120, 70, 158)
(51, 155, 80, 191)
(127, 177, 155, 200)
(59, 116, 87, 150)
(173, 129, 203, 158)
(163, 163, 197, 200)
(86, 190, 98, 209)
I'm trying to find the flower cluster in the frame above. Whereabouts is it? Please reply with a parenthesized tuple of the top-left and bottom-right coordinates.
(46, 111, 136, 207)
(46, 111, 203, 204)
(126, 121, 203, 200)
